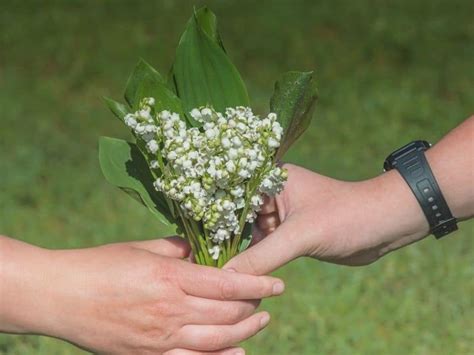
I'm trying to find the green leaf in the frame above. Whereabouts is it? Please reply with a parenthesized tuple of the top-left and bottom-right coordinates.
(135, 74, 185, 115)
(270, 71, 318, 159)
(124, 59, 164, 108)
(124, 59, 190, 125)
(172, 7, 249, 113)
(103, 97, 129, 122)
(195, 6, 225, 50)
(166, 8, 225, 100)
(98, 136, 175, 226)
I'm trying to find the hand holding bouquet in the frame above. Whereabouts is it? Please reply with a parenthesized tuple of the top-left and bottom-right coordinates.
(100, 7, 317, 266)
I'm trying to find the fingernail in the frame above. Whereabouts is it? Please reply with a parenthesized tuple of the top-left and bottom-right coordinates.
(260, 313, 270, 327)
(233, 349, 245, 355)
(272, 282, 285, 295)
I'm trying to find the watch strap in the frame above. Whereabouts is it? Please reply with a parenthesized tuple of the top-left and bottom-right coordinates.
(391, 144, 457, 238)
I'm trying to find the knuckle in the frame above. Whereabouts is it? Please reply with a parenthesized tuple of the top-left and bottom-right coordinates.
(206, 330, 227, 350)
(219, 279, 236, 300)
(130, 326, 173, 355)
(152, 259, 177, 285)
(152, 301, 174, 317)
(156, 302, 187, 322)
(258, 212, 280, 230)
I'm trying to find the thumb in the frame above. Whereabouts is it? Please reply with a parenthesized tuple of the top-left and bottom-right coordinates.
(128, 236, 191, 258)
(224, 218, 300, 275)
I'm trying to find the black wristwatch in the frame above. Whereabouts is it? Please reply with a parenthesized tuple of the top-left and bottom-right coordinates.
(384, 140, 458, 238)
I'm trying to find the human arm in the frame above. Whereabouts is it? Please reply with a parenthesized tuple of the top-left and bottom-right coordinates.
(0, 235, 285, 354)
(225, 116, 474, 274)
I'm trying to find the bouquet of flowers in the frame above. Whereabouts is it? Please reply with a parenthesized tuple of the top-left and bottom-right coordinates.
(99, 7, 317, 266)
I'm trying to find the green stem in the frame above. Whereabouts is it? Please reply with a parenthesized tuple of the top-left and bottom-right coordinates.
(191, 220, 214, 266)
(175, 204, 202, 263)
(230, 184, 254, 256)
(229, 156, 273, 257)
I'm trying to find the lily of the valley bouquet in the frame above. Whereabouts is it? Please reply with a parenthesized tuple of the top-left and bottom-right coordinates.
(99, 7, 317, 267)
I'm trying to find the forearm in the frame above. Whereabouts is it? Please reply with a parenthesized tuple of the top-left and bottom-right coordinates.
(227, 117, 474, 271)
(362, 116, 474, 257)
(0, 236, 58, 335)
(426, 116, 474, 220)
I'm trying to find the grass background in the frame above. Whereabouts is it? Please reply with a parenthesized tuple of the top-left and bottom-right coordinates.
(1, 0, 473, 354)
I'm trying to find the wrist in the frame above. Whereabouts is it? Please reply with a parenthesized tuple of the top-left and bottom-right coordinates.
(0, 237, 62, 336)
(359, 170, 430, 257)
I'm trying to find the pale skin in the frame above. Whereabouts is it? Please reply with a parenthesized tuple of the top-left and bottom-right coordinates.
(226, 116, 474, 274)
(1, 118, 472, 354)
(0, 236, 285, 354)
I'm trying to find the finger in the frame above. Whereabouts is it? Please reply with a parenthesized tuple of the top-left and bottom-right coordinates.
(177, 264, 285, 300)
(259, 195, 277, 215)
(130, 236, 191, 258)
(164, 347, 245, 355)
(250, 223, 276, 248)
(177, 311, 270, 351)
(224, 218, 300, 275)
(257, 211, 280, 231)
(185, 296, 260, 325)
(249, 224, 266, 247)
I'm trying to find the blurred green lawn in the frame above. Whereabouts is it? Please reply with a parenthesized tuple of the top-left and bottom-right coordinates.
(1, 0, 473, 354)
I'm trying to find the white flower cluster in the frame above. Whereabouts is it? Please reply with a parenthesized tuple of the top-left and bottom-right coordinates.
(124, 98, 287, 260)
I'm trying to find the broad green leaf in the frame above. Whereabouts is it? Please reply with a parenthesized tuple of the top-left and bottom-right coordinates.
(166, 67, 178, 95)
(172, 7, 249, 113)
(125, 59, 190, 125)
(124, 59, 164, 107)
(195, 7, 225, 51)
(166, 8, 225, 98)
(134, 138, 177, 220)
(103, 97, 129, 122)
(99, 136, 175, 226)
(134, 74, 185, 116)
(270, 71, 318, 159)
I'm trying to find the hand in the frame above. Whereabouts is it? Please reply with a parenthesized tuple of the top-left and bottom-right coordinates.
(225, 163, 429, 274)
(0, 236, 285, 354)
(227, 117, 474, 274)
